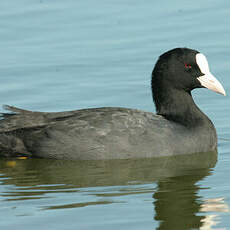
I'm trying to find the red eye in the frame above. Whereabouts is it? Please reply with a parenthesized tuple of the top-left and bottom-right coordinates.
(185, 63, 192, 69)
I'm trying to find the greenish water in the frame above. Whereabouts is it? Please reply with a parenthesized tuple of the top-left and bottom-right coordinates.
(0, 151, 219, 230)
(0, 0, 230, 229)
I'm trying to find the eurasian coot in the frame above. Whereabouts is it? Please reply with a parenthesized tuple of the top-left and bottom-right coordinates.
(0, 48, 225, 160)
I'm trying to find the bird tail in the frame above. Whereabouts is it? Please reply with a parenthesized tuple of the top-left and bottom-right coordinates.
(0, 105, 31, 158)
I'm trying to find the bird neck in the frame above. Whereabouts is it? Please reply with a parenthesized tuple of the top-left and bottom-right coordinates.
(153, 88, 211, 128)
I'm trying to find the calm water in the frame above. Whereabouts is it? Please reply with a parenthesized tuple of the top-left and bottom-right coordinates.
(0, 0, 230, 229)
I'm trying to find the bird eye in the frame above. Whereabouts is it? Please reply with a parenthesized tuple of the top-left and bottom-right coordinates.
(185, 63, 192, 69)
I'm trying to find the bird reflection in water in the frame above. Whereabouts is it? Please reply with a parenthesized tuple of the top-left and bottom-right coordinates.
(0, 150, 228, 229)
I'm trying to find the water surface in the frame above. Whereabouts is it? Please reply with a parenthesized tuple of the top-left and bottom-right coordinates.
(0, 152, 219, 230)
(0, 0, 230, 229)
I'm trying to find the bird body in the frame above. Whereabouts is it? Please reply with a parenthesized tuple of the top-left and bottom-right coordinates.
(0, 106, 216, 160)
